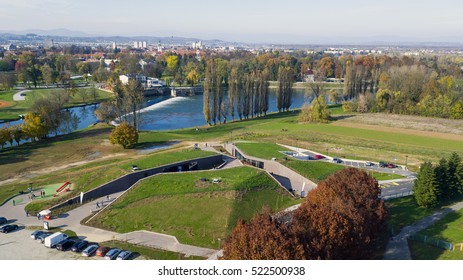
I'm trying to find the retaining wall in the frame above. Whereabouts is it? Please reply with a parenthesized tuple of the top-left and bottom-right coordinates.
(50, 154, 227, 211)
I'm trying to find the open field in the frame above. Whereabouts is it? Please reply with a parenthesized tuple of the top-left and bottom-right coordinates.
(87, 167, 299, 248)
(409, 209, 463, 260)
(340, 113, 463, 135)
(0, 87, 113, 121)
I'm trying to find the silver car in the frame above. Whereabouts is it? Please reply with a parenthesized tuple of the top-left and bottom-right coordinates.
(116, 250, 132, 260)
(82, 244, 99, 257)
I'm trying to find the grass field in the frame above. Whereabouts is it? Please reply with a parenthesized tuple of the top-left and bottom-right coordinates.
(0, 87, 113, 121)
(385, 196, 436, 234)
(22, 148, 215, 212)
(409, 209, 463, 260)
(284, 161, 346, 183)
(235, 142, 287, 160)
(87, 166, 299, 248)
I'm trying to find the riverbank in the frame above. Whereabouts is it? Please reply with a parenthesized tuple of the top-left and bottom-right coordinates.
(0, 87, 114, 122)
(268, 81, 344, 89)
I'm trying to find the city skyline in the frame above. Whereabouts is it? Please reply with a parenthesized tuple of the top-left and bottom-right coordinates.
(1, 0, 463, 44)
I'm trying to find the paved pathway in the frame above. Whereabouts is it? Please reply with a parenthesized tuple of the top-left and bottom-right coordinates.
(0, 189, 219, 258)
(13, 90, 29, 101)
(383, 200, 463, 260)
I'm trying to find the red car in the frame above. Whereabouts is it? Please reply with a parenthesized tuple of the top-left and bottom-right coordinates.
(387, 163, 397, 168)
(96, 246, 110, 257)
(314, 155, 325, 160)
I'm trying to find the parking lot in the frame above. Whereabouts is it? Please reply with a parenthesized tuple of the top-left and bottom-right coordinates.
(0, 228, 103, 260)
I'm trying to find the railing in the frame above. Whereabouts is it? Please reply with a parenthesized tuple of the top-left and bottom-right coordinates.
(409, 234, 453, 251)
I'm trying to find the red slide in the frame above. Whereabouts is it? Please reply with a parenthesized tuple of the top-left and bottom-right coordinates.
(56, 181, 70, 193)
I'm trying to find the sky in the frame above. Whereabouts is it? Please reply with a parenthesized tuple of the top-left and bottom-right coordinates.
(1, 0, 463, 43)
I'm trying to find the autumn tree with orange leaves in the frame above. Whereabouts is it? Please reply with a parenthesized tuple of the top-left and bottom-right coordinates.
(222, 168, 387, 260)
(292, 168, 387, 259)
(221, 209, 304, 260)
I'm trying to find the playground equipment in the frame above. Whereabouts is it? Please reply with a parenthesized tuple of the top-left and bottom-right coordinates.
(53, 182, 71, 197)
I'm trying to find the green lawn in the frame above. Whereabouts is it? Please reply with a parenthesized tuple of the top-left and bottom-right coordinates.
(88, 166, 299, 248)
(284, 161, 346, 183)
(235, 142, 287, 160)
(369, 172, 404, 181)
(23, 148, 215, 212)
(0, 87, 113, 121)
(386, 196, 436, 234)
(408, 208, 463, 259)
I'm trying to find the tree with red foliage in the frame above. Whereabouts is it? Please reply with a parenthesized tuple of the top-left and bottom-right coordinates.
(292, 168, 387, 259)
(221, 209, 304, 260)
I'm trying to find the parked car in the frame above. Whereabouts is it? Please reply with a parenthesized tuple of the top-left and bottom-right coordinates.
(82, 244, 99, 257)
(37, 232, 53, 243)
(56, 239, 76, 251)
(104, 248, 122, 260)
(30, 230, 45, 240)
(332, 158, 343, 163)
(116, 250, 133, 260)
(0, 217, 7, 225)
(71, 240, 89, 253)
(0, 224, 18, 233)
(314, 155, 325, 160)
(131, 165, 140, 172)
(379, 161, 387, 168)
(96, 246, 110, 257)
(387, 163, 397, 168)
(44, 232, 68, 248)
(365, 161, 374, 166)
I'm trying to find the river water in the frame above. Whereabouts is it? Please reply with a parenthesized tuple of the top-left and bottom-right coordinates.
(1, 89, 313, 132)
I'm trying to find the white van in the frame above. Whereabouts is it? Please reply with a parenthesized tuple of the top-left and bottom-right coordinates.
(44, 232, 68, 248)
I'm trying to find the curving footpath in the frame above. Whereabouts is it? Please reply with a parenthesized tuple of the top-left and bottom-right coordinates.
(383, 200, 463, 260)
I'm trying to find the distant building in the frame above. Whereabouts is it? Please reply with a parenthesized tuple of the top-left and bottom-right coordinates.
(157, 41, 163, 52)
(112, 42, 117, 50)
(119, 74, 165, 88)
(192, 41, 203, 50)
(304, 69, 315, 83)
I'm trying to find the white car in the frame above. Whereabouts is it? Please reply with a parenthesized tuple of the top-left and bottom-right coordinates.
(365, 161, 374, 166)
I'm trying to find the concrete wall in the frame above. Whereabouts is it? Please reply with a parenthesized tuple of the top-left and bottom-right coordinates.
(50, 154, 227, 211)
(226, 143, 317, 197)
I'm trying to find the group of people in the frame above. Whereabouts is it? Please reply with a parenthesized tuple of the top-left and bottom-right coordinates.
(28, 190, 46, 201)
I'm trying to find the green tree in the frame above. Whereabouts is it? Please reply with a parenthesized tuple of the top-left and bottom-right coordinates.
(451, 101, 463, 119)
(0, 127, 10, 149)
(299, 95, 330, 123)
(21, 113, 48, 141)
(166, 55, 179, 76)
(413, 162, 439, 208)
(109, 122, 138, 149)
(186, 68, 200, 86)
(123, 80, 144, 130)
(447, 152, 463, 195)
(95, 101, 118, 124)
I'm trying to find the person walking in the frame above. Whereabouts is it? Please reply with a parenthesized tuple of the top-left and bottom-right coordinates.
(12, 200, 15, 206)
(26, 211, 29, 217)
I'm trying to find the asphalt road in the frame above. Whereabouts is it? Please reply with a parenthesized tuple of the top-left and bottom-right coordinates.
(380, 180, 414, 199)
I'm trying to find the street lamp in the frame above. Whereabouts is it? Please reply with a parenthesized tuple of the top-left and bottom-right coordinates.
(405, 155, 408, 166)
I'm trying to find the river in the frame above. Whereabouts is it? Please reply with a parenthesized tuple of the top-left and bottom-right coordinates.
(1, 89, 313, 132)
